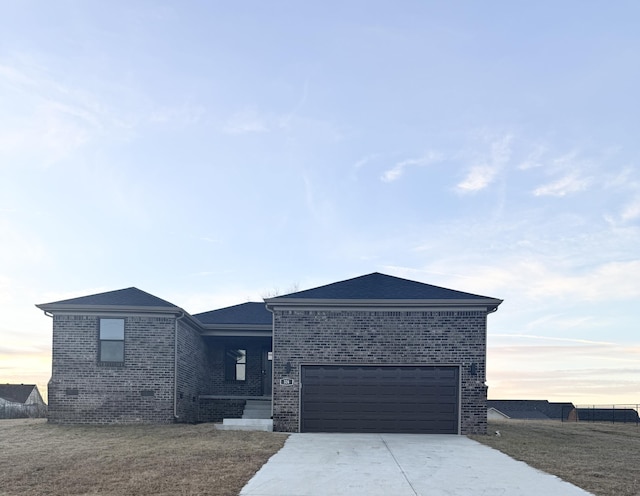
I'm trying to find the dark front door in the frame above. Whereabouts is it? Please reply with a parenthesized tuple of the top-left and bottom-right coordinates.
(300, 365, 459, 434)
(262, 350, 273, 396)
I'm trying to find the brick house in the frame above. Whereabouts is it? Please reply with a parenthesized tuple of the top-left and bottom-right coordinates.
(37, 272, 501, 434)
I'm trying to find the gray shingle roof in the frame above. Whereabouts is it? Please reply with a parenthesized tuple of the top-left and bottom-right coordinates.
(272, 272, 498, 300)
(487, 400, 576, 420)
(194, 302, 271, 326)
(0, 384, 36, 404)
(37, 287, 179, 309)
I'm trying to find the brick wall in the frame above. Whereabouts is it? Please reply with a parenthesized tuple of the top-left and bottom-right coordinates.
(199, 398, 246, 422)
(272, 309, 488, 434)
(48, 314, 176, 424)
(176, 319, 210, 423)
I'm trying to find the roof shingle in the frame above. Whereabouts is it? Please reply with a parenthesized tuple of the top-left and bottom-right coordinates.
(38, 287, 179, 309)
(194, 302, 271, 325)
(0, 384, 37, 404)
(272, 272, 498, 300)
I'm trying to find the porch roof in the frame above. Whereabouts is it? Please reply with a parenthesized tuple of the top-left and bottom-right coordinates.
(195, 302, 272, 337)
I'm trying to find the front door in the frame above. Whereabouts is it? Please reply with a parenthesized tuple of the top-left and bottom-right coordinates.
(262, 350, 273, 396)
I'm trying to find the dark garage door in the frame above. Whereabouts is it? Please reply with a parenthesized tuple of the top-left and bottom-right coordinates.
(300, 365, 459, 434)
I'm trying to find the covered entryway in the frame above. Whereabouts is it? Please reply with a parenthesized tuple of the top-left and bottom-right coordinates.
(300, 365, 459, 434)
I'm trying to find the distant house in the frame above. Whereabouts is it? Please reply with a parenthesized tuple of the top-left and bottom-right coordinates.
(36, 272, 502, 434)
(487, 400, 577, 421)
(0, 384, 47, 419)
(576, 408, 639, 423)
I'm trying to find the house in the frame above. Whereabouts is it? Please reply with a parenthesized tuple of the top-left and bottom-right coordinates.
(576, 407, 639, 423)
(36, 272, 502, 434)
(0, 384, 47, 418)
(487, 400, 578, 421)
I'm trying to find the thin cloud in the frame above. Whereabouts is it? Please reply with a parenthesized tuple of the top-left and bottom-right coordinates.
(533, 172, 592, 197)
(518, 144, 547, 170)
(620, 197, 640, 222)
(491, 333, 616, 346)
(456, 164, 499, 192)
(354, 154, 379, 169)
(223, 107, 268, 134)
(279, 79, 309, 129)
(380, 151, 442, 183)
(149, 102, 205, 126)
(456, 134, 512, 193)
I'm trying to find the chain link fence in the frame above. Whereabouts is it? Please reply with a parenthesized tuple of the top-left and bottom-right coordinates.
(573, 404, 639, 424)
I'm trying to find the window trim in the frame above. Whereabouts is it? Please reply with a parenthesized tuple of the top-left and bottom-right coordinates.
(98, 318, 125, 366)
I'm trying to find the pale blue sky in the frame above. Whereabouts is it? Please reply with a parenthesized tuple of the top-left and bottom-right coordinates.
(1, 1, 639, 405)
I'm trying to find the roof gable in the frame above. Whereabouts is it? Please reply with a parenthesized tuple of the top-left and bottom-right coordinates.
(37, 288, 180, 311)
(194, 302, 271, 326)
(0, 384, 36, 404)
(274, 272, 494, 300)
(267, 272, 501, 305)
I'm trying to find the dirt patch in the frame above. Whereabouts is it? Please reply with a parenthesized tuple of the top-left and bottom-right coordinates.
(470, 420, 640, 496)
(0, 419, 288, 496)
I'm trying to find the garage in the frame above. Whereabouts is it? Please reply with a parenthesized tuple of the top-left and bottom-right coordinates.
(300, 365, 459, 434)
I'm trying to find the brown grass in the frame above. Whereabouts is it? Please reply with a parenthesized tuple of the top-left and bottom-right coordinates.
(470, 420, 640, 496)
(0, 419, 287, 496)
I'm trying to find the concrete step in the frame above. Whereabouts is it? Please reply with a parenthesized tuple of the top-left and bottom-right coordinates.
(242, 400, 272, 419)
(242, 412, 271, 418)
(218, 419, 273, 432)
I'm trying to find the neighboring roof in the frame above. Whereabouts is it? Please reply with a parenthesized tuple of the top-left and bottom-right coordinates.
(36, 288, 182, 313)
(576, 408, 639, 422)
(0, 384, 36, 404)
(504, 410, 553, 420)
(487, 400, 576, 420)
(265, 272, 502, 310)
(194, 302, 272, 326)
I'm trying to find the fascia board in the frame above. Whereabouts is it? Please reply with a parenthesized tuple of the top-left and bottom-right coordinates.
(199, 323, 272, 331)
(265, 298, 503, 311)
(200, 329, 272, 337)
(35, 303, 185, 315)
(199, 322, 272, 337)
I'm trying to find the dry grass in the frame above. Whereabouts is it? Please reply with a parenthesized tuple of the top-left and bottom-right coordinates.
(470, 420, 640, 496)
(0, 419, 287, 496)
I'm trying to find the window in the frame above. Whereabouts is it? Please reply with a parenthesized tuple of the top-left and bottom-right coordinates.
(99, 318, 124, 363)
(225, 348, 246, 381)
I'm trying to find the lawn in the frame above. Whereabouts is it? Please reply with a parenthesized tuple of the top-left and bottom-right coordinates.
(0, 419, 287, 496)
(470, 420, 640, 496)
(3, 419, 639, 496)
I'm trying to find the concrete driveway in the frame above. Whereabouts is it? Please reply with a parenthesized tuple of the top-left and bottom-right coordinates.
(240, 433, 592, 496)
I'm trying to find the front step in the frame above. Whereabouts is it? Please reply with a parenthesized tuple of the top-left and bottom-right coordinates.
(218, 418, 273, 432)
(242, 399, 272, 419)
(218, 399, 273, 431)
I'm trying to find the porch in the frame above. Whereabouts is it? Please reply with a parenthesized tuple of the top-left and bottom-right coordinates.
(193, 301, 274, 427)
(199, 395, 273, 431)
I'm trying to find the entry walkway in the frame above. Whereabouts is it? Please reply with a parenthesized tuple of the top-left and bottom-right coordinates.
(240, 433, 592, 496)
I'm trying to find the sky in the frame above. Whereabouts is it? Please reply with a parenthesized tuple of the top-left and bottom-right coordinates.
(1, 1, 639, 407)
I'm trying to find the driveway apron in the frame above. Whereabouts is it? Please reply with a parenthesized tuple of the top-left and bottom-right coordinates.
(240, 433, 592, 496)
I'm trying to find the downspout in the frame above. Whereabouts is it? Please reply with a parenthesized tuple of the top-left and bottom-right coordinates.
(265, 303, 275, 420)
(174, 311, 185, 421)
